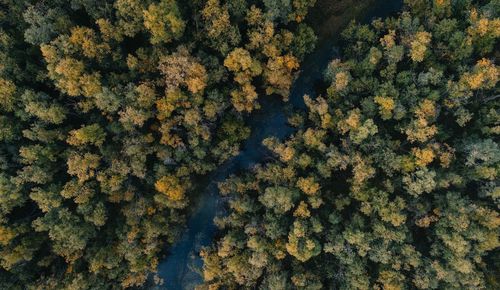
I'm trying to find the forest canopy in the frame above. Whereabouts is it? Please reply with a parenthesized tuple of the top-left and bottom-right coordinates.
(201, 0, 500, 289)
(1, 0, 499, 289)
(0, 0, 317, 288)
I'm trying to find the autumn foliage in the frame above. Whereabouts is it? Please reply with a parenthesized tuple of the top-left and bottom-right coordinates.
(0, 0, 316, 288)
(201, 1, 500, 289)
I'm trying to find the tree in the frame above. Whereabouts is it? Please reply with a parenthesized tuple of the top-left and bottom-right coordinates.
(155, 175, 186, 201)
(158, 47, 207, 94)
(67, 152, 101, 183)
(33, 208, 95, 262)
(259, 186, 300, 214)
(143, 0, 185, 44)
(291, 24, 317, 59)
(224, 48, 262, 112)
(202, 0, 241, 54)
(67, 124, 106, 147)
(263, 0, 292, 23)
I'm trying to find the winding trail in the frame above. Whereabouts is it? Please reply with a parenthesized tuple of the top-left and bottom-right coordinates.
(157, 1, 403, 289)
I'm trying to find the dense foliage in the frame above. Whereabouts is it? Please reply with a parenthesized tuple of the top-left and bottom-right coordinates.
(0, 0, 317, 288)
(202, 0, 500, 289)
